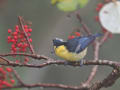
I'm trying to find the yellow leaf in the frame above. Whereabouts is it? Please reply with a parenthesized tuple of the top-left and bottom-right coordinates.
(51, 0, 58, 5)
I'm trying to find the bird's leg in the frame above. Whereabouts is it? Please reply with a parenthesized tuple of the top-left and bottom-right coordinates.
(76, 59, 84, 67)
(64, 61, 74, 66)
(79, 59, 84, 66)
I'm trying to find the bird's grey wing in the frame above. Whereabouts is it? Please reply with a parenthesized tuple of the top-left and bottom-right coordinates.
(75, 44, 81, 53)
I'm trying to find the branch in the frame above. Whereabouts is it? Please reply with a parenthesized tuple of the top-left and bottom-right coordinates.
(1, 60, 120, 90)
(18, 16, 35, 54)
(84, 31, 110, 86)
(0, 60, 118, 69)
(76, 13, 92, 35)
(0, 53, 49, 60)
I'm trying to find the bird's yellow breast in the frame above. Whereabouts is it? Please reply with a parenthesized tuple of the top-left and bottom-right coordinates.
(54, 45, 87, 62)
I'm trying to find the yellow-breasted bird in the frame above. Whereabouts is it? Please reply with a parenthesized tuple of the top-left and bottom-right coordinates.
(53, 33, 102, 62)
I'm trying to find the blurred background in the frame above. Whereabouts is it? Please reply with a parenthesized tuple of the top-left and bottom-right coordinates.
(0, 0, 120, 90)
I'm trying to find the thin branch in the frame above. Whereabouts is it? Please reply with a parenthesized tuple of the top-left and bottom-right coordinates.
(84, 31, 110, 86)
(12, 69, 25, 85)
(76, 13, 92, 35)
(0, 56, 10, 64)
(18, 16, 35, 54)
(3, 83, 89, 90)
(0, 60, 118, 69)
(99, 31, 110, 45)
(0, 53, 49, 60)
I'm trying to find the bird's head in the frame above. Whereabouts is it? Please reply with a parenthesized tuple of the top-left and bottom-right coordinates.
(53, 38, 65, 47)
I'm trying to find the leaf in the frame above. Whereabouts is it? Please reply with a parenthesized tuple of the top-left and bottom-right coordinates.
(77, 0, 89, 8)
(56, 0, 78, 12)
(51, 0, 58, 5)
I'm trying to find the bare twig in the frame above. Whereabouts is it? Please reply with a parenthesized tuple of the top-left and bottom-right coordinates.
(0, 53, 49, 60)
(18, 16, 35, 54)
(76, 13, 92, 35)
(13, 69, 25, 85)
(83, 31, 110, 86)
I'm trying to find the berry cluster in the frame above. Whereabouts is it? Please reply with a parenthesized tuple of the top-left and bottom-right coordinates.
(0, 67, 15, 89)
(7, 24, 32, 63)
(95, 0, 112, 38)
(68, 32, 81, 40)
(7, 25, 32, 53)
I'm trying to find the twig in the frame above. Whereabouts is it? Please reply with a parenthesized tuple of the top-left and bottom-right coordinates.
(0, 53, 49, 60)
(13, 69, 25, 85)
(18, 16, 35, 54)
(0, 60, 118, 69)
(84, 31, 110, 86)
(76, 12, 92, 35)
(3, 83, 89, 90)
(99, 31, 110, 45)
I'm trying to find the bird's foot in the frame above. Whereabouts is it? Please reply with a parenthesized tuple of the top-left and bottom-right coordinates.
(64, 60, 84, 67)
(75, 59, 84, 67)
(64, 61, 73, 65)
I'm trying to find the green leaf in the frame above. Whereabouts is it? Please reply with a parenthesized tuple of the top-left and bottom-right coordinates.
(51, 0, 58, 5)
(78, 0, 89, 8)
(56, 0, 78, 12)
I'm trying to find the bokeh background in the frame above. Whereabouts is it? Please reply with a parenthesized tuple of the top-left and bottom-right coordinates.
(0, 0, 120, 90)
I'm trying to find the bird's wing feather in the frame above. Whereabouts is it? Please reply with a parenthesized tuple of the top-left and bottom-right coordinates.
(75, 44, 81, 53)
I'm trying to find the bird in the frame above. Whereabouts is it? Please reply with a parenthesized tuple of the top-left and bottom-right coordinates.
(53, 33, 102, 63)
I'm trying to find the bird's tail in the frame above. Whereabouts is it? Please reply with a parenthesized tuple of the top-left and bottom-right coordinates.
(93, 33, 103, 38)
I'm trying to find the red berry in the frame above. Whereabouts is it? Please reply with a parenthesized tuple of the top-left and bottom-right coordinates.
(96, 7, 100, 12)
(15, 29, 19, 32)
(14, 36, 18, 40)
(22, 48, 26, 52)
(102, 28, 107, 33)
(10, 79, 15, 84)
(15, 60, 19, 63)
(25, 29, 28, 32)
(95, 16, 99, 22)
(8, 29, 12, 33)
(24, 25, 28, 29)
(11, 39, 15, 43)
(27, 33, 31, 36)
(24, 57, 29, 62)
(0, 68, 3, 72)
(2, 81, 12, 87)
(7, 36, 11, 40)
(68, 35, 75, 40)
(13, 32, 18, 36)
(12, 48, 17, 52)
(17, 43, 22, 47)
(29, 38, 32, 42)
(75, 32, 80, 36)
(28, 28, 32, 32)
(21, 39, 26, 42)
(6, 67, 12, 72)
(18, 35, 24, 39)
(11, 44, 15, 48)
(97, 3, 103, 8)
(15, 25, 19, 30)
(23, 43, 28, 48)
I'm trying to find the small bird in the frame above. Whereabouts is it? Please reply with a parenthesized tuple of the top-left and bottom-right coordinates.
(53, 33, 102, 62)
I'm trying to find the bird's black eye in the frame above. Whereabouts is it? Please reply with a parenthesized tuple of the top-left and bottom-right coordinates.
(53, 38, 64, 47)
